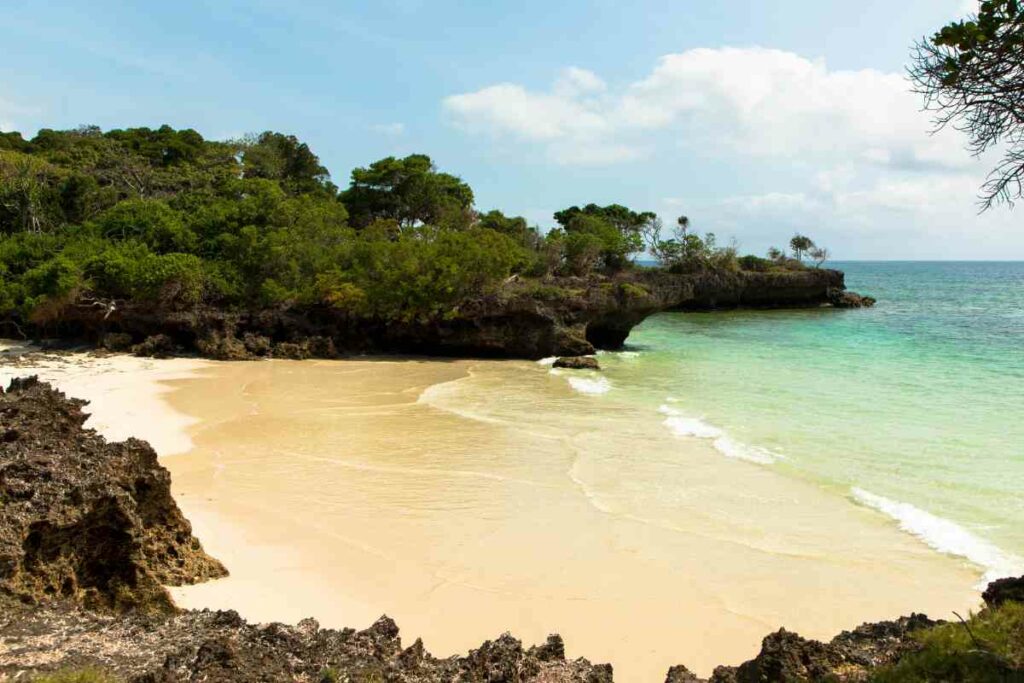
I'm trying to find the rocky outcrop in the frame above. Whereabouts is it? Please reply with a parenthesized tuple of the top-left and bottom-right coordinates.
(983, 576, 1024, 608)
(0, 377, 226, 613)
(40, 268, 870, 361)
(0, 599, 613, 682)
(553, 356, 600, 370)
(827, 288, 877, 309)
(677, 613, 941, 683)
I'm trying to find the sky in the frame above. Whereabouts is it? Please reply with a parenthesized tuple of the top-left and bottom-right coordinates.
(3, 0, 1016, 259)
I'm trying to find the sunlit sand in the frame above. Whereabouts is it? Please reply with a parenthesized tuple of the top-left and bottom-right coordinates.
(156, 358, 978, 681)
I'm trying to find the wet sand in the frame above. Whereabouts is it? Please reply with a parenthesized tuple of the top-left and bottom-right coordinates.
(156, 358, 980, 682)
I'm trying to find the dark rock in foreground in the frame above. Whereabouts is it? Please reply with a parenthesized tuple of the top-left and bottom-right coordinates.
(703, 614, 939, 682)
(0, 599, 611, 682)
(0, 377, 226, 613)
(553, 356, 600, 370)
(983, 575, 1024, 608)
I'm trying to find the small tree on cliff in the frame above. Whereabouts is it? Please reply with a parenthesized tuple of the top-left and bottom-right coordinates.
(809, 246, 830, 268)
(789, 234, 815, 261)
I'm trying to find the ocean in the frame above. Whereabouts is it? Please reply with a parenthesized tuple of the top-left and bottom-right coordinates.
(595, 261, 1024, 584)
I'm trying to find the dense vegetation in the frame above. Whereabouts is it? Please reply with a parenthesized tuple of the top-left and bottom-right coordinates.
(0, 125, 814, 333)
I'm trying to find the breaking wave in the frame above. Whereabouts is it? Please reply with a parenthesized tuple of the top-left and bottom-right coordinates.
(851, 487, 1024, 586)
(658, 405, 780, 465)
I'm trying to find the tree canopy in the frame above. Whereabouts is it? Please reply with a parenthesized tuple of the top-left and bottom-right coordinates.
(910, 0, 1024, 208)
(341, 154, 474, 229)
(0, 125, 804, 333)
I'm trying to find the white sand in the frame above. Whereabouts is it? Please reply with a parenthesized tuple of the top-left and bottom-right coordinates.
(0, 340, 207, 456)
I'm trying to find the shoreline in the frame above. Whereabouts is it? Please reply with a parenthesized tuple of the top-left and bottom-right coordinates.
(0, 343, 990, 681)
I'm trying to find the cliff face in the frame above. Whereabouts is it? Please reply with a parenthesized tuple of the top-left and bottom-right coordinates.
(52, 268, 862, 360)
(0, 377, 226, 613)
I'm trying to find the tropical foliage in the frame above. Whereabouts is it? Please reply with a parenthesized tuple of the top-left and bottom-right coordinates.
(0, 125, 808, 331)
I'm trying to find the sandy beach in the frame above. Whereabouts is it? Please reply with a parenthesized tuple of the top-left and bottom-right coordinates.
(0, 346, 982, 681)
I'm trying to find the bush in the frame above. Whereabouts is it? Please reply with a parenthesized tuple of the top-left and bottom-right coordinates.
(738, 254, 772, 272)
(873, 602, 1024, 682)
(21, 255, 82, 322)
(92, 199, 196, 253)
(88, 244, 204, 306)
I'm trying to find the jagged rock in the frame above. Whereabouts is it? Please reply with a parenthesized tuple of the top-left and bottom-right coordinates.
(100, 332, 134, 352)
(0, 598, 614, 682)
(982, 575, 1024, 608)
(665, 664, 703, 682)
(553, 356, 600, 370)
(700, 613, 941, 683)
(827, 288, 876, 309)
(131, 334, 177, 358)
(196, 331, 251, 361)
(529, 634, 566, 662)
(0, 378, 226, 612)
(273, 341, 311, 360)
(242, 333, 272, 357)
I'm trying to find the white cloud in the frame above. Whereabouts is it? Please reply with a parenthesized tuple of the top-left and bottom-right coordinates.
(445, 47, 967, 169)
(554, 66, 606, 96)
(444, 46, 1024, 258)
(370, 122, 405, 136)
(444, 80, 634, 164)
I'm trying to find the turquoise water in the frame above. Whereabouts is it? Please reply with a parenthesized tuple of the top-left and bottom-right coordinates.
(600, 262, 1024, 582)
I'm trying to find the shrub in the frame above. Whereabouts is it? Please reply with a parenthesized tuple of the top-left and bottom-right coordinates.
(738, 254, 772, 272)
(92, 199, 197, 254)
(21, 255, 82, 323)
(873, 602, 1024, 682)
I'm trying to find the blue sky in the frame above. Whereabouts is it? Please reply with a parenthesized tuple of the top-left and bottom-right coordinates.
(4, 0, 1016, 259)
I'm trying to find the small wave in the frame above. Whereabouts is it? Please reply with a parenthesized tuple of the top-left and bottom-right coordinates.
(658, 405, 780, 464)
(851, 487, 1024, 586)
(567, 376, 612, 395)
(567, 456, 614, 514)
(596, 350, 640, 360)
(536, 357, 557, 366)
(712, 436, 778, 465)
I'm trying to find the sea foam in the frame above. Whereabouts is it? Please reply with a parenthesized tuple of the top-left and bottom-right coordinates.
(567, 376, 612, 395)
(658, 405, 780, 464)
(851, 487, 1024, 586)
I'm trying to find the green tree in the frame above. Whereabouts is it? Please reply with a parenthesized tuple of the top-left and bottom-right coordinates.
(553, 203, 652, 271)
(0, 151, 61, 234)
(789, 234, 815, 261)
(910, 0, 1024, 208)
(240, 131, 333, 195)
(92, 199, 197, 253)
(341, 154, 474, 229)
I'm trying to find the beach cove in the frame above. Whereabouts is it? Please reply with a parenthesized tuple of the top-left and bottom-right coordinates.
(2, 342, 986, 682)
